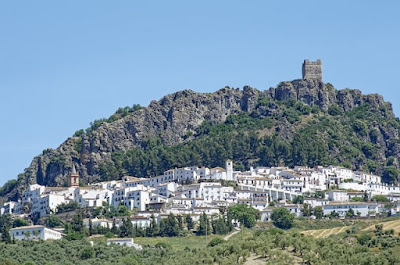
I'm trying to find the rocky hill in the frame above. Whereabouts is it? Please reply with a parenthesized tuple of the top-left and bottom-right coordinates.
(2, 79, 400, 201)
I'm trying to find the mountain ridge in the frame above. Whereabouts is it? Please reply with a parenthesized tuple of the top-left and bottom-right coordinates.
(2, 79, 400, 202)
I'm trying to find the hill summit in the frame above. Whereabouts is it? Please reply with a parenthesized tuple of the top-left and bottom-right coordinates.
(2, 60, 400, 201)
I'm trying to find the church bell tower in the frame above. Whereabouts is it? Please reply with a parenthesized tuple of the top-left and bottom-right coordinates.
(69, 164, 80, 187)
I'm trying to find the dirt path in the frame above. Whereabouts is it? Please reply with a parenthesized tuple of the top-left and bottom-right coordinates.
(244, 253, 266, 265)
(224, 228, 241, 240)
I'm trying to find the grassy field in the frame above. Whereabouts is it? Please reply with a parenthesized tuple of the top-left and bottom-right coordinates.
(301, 226, 350, 238)
(300, 217, 400, 238)
(362, 218, 400, 234)
(134, 229, 245, 251)
(134, 234, 218, 251)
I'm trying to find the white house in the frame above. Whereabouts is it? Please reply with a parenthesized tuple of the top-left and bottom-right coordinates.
(328, 190, 348, 202)
(84, 218, 113, 229)
(281, 179, 304, 193)
(354, 172, 381, 184)
(131, 216, 151, 228)
(21, 184, 45, 203)
(112, 186, 151, 211)
(156, 182, 178, 197)
(32, 194, 66, 217)
(322, 202, 371, 217)
(107, 238, 142, 250)
(260, 207, 274, 222)
(275, 203, 303, 218)
(75, 187, 111, 208)
(9, 225, 63, 241)
(304, 198, 329, 208)
(1, 201, 16, 215)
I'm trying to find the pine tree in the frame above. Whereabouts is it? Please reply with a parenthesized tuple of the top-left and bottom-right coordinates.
(185, 215, 194, 230)
(1, 225, 11, 244)
(119, 217, 134, 237)
(111, 219, 119, 235)
(146, 214, 159, 237)
(89, 219, 93, 236)
(176, 215, 183, 230)
(197, 213, 210, 236)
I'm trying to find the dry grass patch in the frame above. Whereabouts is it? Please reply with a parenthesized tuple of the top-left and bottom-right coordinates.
(302, 226, 351, 238)
(362, 219, 400, 234)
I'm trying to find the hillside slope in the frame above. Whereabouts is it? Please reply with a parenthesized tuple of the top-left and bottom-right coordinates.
(2, 79, 400, 201)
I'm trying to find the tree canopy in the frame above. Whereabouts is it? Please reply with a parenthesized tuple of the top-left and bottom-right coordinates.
(271, 207, 295, 229)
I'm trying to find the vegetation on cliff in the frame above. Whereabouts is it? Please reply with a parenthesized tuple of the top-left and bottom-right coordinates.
(2, 80, 400, 200)
(97, 96, 400, 183)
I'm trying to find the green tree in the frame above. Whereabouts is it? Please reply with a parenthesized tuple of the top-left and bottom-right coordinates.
(1, 225, 11, 244)
(330, 210, 340, 219)
(314, 191, 325, 199)
(301, 203, 312, 217)
(80, 247, 94, 260)
(363, 191, 369, 202)
(382, 166, 399, 184)
(176, 215, 183, 230)
(185, 215, 194, 230)
(0, 180, 18, 197)
(313, 206, 323, 219)
(271, 208, 295, 229)
(32, 230, 40, 239)
(146, 214, 159, 237)
(346, 208, 355, 218)
(13, 218, 29, 228)
(111, 219, 120, 235)
(207, 237, 225, 247)
(197, 212, 211, 236)
(212, 216, 231, 235)
(357, 233, 371, 245)
(24, 231, 30, 240)
(116, 204, 130, 216)
(328, 104, 343, 116)
(56, 201, 78, 213)
(89, 218, 93, 236)
(372, 195, 390, 202)
(351, 197, 364, 202)
(72, 214, 86, 235)
(119, 217, 134, 237)
(160, 213, 179, 237)
(293, 195, 304, 204)
(46, 215, 61, 228)
(228, 204, 260, 228)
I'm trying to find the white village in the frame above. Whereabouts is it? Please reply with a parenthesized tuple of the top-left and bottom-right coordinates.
(1, 159, 399, 244)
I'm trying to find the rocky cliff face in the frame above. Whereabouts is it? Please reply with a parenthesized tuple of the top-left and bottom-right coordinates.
(4, 79, 400, 201)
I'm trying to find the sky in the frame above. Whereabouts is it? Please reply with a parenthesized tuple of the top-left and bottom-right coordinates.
(0, 1, 400, 186)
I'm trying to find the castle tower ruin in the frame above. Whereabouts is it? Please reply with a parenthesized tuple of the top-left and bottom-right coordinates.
(302, 59, 322, 80)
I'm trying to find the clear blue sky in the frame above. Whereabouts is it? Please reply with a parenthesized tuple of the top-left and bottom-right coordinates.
(1, 1, 399, 186)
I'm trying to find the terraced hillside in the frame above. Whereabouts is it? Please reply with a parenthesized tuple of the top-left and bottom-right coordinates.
(362, 218, 400, 234)
(301, 226, 350, 238)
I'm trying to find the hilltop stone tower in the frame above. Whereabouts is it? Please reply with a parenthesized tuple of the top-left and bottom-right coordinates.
(302, 59, 322, 80)
(68, 164, 79, 187)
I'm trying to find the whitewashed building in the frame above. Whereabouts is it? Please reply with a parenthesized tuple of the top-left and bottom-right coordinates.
(328, 190, 348, 202)
(32, 194, 66, 217)
(322, 202, 372, 217)
(131, 216, 151, 228)
(10, 225, 63, 241)
(107, 238, 142, 250)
